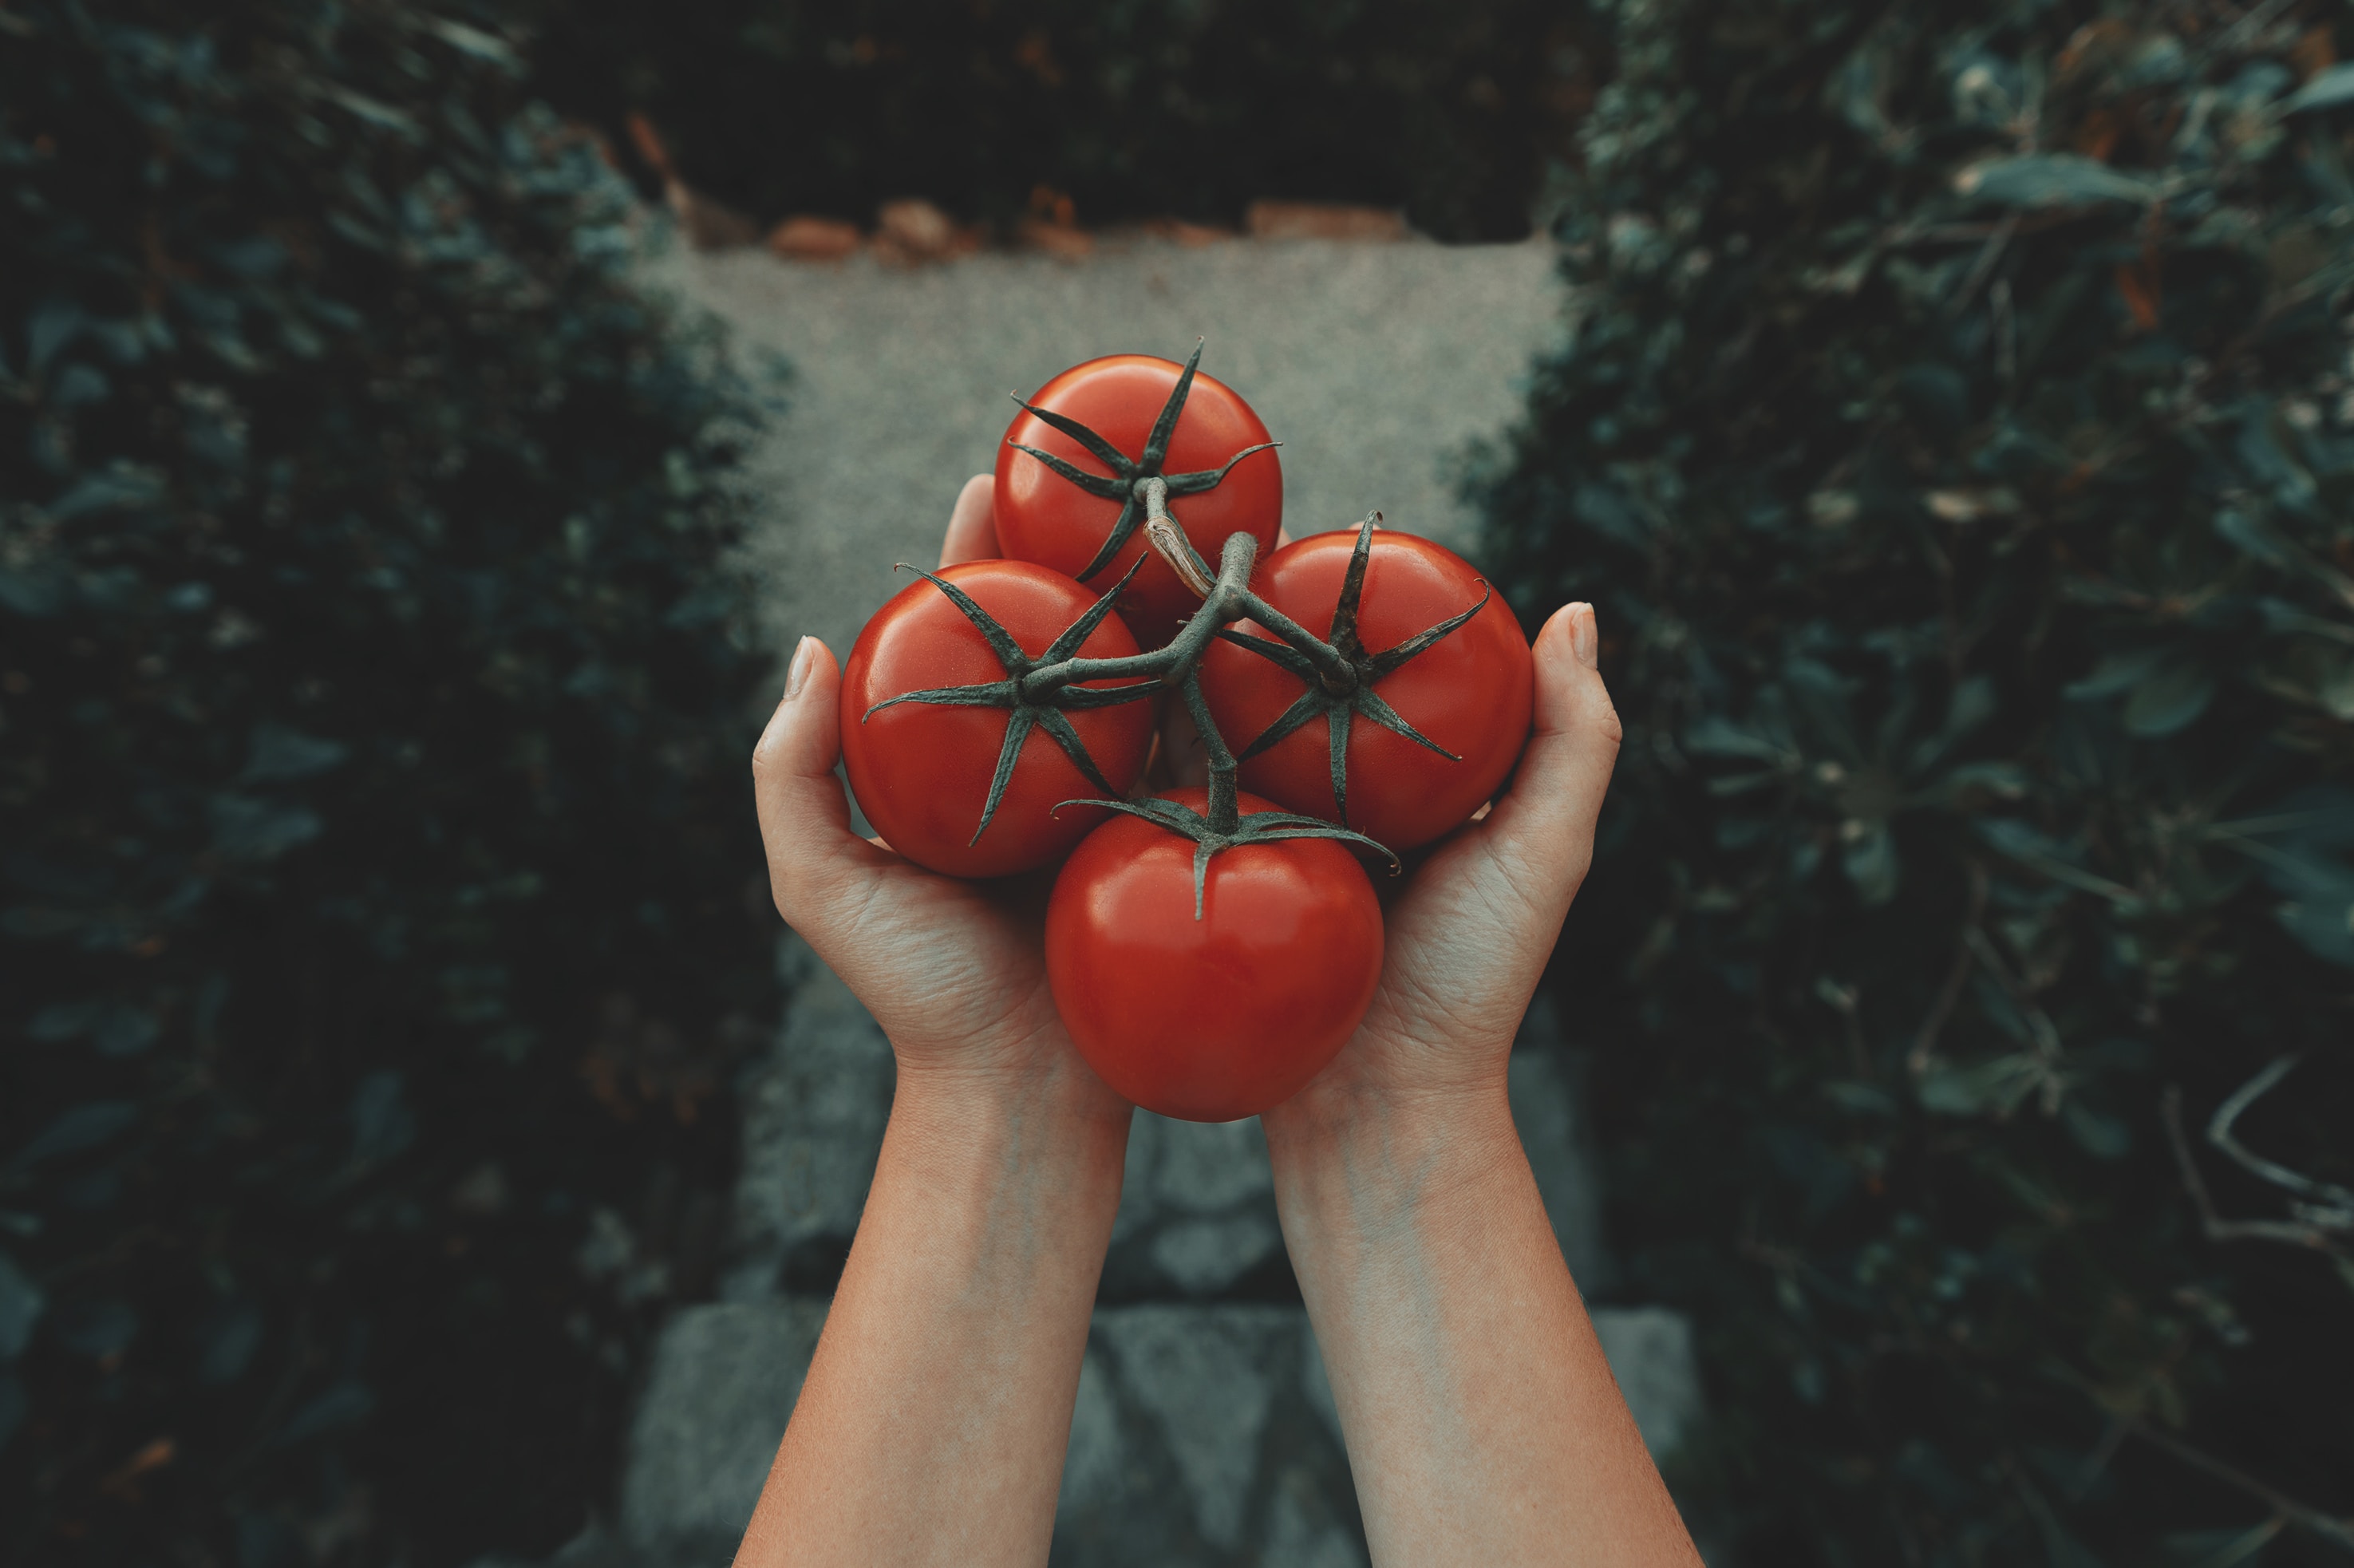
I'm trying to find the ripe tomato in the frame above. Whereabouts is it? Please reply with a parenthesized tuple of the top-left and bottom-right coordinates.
(841, 560, 1154, 878)
(1195, 528, 1533, 850)
(994, 353, 1282, 648)
(1045, 788, 1383, 1121)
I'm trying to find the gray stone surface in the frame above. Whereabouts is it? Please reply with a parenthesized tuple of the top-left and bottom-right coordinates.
(652, 235, 1567, 667)
(1592, 1305, 1705, 1463)
(1096, 1305, 1290, 1549)
(723, 936, 892, 1298)
(1105, 1112, 1282, 1297)
(1509, 1044, 1617, 1292)
(1053, 1305, 1363, 1566)
(610, 1297, 1696, 1568)
(621, 1299, 828, 1555)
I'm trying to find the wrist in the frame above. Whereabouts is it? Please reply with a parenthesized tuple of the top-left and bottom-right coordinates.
(1262, 1076, 1523, 1222)
(890, 1045, 1132, 1155)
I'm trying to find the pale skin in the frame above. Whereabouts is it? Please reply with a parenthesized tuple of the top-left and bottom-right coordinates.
(741, 474, 1700, 1566)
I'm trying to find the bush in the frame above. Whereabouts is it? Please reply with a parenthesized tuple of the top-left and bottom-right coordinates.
(520, 0, 1602, 243)
(1, 2, 776, 1561)
(1477, 0, 2354, 1558)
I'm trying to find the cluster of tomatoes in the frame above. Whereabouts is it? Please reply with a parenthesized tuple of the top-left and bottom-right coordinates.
(839, 347, 1534, 1121)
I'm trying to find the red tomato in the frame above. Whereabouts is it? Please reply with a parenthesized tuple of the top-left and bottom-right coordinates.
(995, 353, 1282, 648)
(1195, 529, 1534, 850)
(841, 560, 1154, 878)
(1045, 788, 1383, 1121)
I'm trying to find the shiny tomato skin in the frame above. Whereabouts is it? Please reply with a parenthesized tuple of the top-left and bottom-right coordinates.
(1195, 531, 1534, 850)
(1045, 788, 1383, 1122)
(995, 355, 1282, 648)
(841, 561, 1153, 879)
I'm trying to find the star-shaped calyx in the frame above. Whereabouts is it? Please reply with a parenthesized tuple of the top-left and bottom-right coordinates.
(1058, 793, 1400, 921)
(863, 555, 1156, 846)
(1007, 339, 1281, 585)
(1215, 512, 1493, 827)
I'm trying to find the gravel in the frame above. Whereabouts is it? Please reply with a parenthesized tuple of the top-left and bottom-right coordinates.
(654, 234, 1568, 669)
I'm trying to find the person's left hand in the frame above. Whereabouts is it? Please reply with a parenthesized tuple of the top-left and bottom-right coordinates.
(751, 475, 1114, 1099)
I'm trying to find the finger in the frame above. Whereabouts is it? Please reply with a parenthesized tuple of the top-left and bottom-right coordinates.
(752, 636, 887, 922)
(939, 473, 999, 567)
(1476, 603, 1622, 896)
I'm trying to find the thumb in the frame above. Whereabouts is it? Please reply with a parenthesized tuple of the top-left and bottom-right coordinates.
(938, 473, 999, 567)
(1477, 603, 1622, 901)
(752, 636, 885, 926)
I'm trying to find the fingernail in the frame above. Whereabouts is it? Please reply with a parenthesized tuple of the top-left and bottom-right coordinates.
(1570, 604, 1598, 669)
(786, 636, 816, 700)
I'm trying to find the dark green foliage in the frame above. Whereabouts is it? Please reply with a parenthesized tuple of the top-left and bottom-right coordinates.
(520, 0, 1602, 242)
(1479, 0, 2354, 1558)
(1, 2, 776, 1561)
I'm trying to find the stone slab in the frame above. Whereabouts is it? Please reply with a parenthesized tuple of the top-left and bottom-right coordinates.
(620, 1299, 828, 1554)
(1592, 1305, 1704, 1462)
(614, 1296, 1698, 1567)
(723, 936, 892, 1297)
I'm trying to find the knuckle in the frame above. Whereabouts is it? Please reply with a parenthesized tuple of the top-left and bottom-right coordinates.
(1594, 703, 1625, 749)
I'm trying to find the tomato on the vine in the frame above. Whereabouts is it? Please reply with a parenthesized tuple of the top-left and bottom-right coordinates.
(1196, 527, 1533, 850)
(995, 353, 1282, 647)
(841, 560, 1153, 879)
(1045, 787, 1383, 1122)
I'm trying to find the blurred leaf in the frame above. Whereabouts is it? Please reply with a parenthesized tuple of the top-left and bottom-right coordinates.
(2282, 62, 2354, 113)
(195, 1301, 262, 1385)
(2122, 658, 2218, 737)
(1920, 1055, 2040, 1117)
(1843, 821, 1899, 904)
(44, 464, 166, 522)
(51, 1298, 137, 1361)
(424, 18, 518, 66)
(241, 724, 350, 783)
(8, 1103, 136, 1171)
(346, 1070, 414, 1174)
(2064, 1097, 2131, 1159)
(0, 1252, 41, 1361)
(2066, 646, 2170, 701)
(1953, 154, 2157, 207)
(273, 1381, 374, 1445)
(207, 795, 323, 860)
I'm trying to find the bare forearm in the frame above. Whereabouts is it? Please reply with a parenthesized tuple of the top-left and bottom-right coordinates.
(1264, 1084, 1700, 1567)
(737, 1059, 1130, 1568)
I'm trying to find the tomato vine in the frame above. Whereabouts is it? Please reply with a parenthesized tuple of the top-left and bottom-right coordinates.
(863, 345, 1510, 910)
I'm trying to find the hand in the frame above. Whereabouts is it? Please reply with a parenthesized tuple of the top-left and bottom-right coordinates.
(1266, 599, 1622, 1131)
(750, 473, 1112, 1097)
(740, 472, 1133, 1568)
(1249, 606, 1698, 1568)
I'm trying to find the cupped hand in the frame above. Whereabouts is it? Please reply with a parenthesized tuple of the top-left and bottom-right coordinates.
(751, 475, 1104, 1090)
(1266, 600, 1622, 1126)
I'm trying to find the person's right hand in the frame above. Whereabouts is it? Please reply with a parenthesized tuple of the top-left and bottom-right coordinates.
(1254, 606, 1704, 1568)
